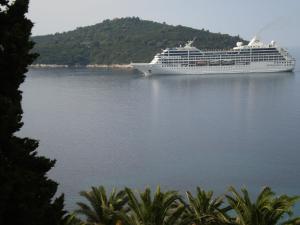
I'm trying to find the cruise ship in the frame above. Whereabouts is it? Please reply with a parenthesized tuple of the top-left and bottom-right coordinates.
(131, 36, 295, 76)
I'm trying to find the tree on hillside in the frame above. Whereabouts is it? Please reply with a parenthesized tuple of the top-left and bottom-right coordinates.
(0, 0, 65, 224)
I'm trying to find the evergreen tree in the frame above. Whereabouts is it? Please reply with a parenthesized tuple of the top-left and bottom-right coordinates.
(0, 0, 65, 224)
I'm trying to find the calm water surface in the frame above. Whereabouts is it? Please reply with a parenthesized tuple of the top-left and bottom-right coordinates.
(20, 50, 300, 210)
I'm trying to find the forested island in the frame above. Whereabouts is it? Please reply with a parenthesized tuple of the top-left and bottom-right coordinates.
(32, 17, 246, 66)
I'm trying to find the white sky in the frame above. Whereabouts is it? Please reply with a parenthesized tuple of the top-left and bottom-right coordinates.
(28, 0, 300, 47)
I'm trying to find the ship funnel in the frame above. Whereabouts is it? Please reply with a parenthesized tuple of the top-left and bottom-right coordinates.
(270, 40, 276, 46)
(248, 36, 264, 48)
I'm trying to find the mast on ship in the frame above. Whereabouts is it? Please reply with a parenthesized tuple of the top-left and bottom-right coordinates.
(184, 37, 196, 48)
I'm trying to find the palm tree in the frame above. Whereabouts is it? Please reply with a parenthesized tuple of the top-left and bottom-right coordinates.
(75, 186, 128, 225)
(182, 187, 232, 225)
(226, 186, 300, 225)
(62, 214, 86, 225)
(121, 186, 185, 225)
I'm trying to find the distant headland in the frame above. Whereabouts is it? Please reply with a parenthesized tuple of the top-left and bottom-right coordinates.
(31, 17, 246, 66)
(29, 64, 133, 69)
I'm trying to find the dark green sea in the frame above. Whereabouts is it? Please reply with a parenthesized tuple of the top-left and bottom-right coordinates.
(20, 48, 300, 211)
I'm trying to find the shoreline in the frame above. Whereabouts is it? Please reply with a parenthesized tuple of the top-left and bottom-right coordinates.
(30, 64, 133, 69)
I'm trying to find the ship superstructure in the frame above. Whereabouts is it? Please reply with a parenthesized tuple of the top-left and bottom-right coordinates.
(131, 36, 295, 76)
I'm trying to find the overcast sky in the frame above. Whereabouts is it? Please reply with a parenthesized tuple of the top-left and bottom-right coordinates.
(28, 0, 300, 47)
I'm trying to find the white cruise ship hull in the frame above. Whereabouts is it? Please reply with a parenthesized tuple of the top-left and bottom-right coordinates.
(131, 62, 295, 76)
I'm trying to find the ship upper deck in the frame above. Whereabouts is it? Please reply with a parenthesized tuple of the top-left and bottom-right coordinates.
(155, 36, 295, 62)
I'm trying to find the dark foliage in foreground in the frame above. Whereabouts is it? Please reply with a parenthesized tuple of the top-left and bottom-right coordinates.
(0, 0, 65, 224)
(65, 186, 300, 225)
(32, 17, 246, 65)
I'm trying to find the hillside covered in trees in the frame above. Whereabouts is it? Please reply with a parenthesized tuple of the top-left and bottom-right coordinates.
(32, 17, 246, 65)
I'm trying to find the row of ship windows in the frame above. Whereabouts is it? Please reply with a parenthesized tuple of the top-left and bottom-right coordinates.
(159, 57, 285, 63)
(160, 62, 290, 68)
(158, 54, 283, 59)
(160, 59, 288, 66)
(160, 53, 283, 57)
(165, 48, 277, 53)
(161, 52, 281, 56)
(161, 64, 253, 68)
(274, 61, 294, 65)
(158, 52, 281, 58)
(164, 49, 278, 54)
(160, 56, 285, 61)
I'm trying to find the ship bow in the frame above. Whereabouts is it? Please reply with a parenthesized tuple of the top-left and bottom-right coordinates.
(131, 63, 153, 76)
